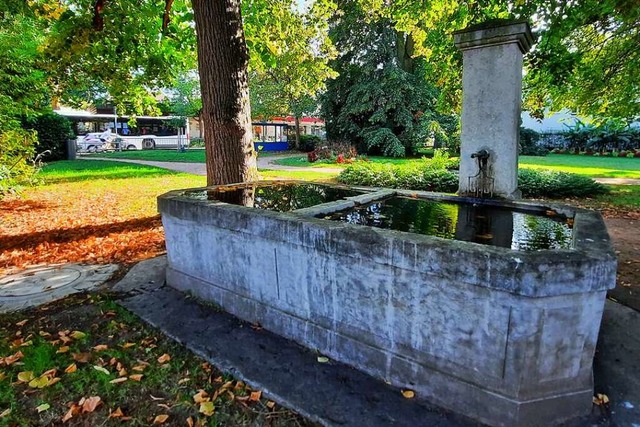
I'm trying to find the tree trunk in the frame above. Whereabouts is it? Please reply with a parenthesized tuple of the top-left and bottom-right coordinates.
(192, 0, 257, 186)
(294, 115, 301, 149)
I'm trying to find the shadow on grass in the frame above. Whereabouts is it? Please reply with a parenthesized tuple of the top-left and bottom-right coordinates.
(0, 216, 162, 251)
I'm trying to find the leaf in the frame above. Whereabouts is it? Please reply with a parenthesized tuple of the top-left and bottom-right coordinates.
(70, 331, 86, 340)
(266, 401, 275, 409)
(16, 320, 28, 327)
(193, 390, 210, 403)
(93, 365, 110, 375)
(157, 353, 171, 364)
(36, 403, 50, 413)
(317, 356, 329, 363)
(28, 376, 49, 388)
(57, 346, 70, 354)
(0, 408, 11, 417)
(401, 390, 415, 399)
(62, 406, 76, 422)
(129, 374, 143, 381)
(17, 371, 35, 382)
(65, 363, 77, 374)
(81, 396, 101, 413)
(72, 352, 92, 363)
(132, 365, 146, 372)
(186, 416, 194, 427)
(110, 407, 124, 418)
(199, 401, 215, 416)
(3, 351, 24, 365)
(121, 342, 136, 349)
(93, 344, 109, 351)
(250, 390, 262, 401)
(154, 414, 169, 424)
(109, 377, 127, 384)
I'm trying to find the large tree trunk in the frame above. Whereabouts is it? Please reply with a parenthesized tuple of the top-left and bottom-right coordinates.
(192, 0, 257, 186)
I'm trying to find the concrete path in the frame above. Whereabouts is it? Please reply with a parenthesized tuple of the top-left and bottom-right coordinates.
(83, 156, 207, 175)
(116, 256, 640, 427)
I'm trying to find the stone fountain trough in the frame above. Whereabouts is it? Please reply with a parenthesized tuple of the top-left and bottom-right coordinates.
(159, 181, 616, 427)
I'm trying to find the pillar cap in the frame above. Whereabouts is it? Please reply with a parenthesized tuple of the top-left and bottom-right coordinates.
(454, 20, 534, 54)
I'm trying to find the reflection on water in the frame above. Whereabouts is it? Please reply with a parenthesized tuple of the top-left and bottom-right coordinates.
(320, 197, 573, 251)
(182, 182, 363, 212)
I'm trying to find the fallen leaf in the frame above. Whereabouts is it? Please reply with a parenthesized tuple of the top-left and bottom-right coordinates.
(110, 407, 124, 418)
(317, 356, 329, 363)
(118, 368, 127, 377)
(93, 344, 108, 352)
(193, 390, 210, 403)
(132, 365, 146, 372)
(48, 377, 61, 386)
(402, 390, 415, 399)
(16, 320, 28, 327)
(65, 364, 77, 374)
(157, 354, 171, 364)
(72, 352, 92, 363)
(57, 346, 70, 354)
(70, 331, 86, 340)
(129, 374, 143, 381)
(121, 342, 136, 349)
(199, 401, 215, 416)
(186, 416, 194, 427)
(0, 408, 10, 417)
(93, 365, 110, 375)
(17, 371, 35, 382)
(109, 377, 127, 384)
(154, 414, 169, 424)
(39, 331, 52, 338)
(62, 406, 76, 423)
(250, 390, 262, 401)
(36, 403, 50, 413)
(3, 351, 24, 366)
(266, 401, 275, 409)
(28, 376, 49, 389)
(81, 396, 101, 413)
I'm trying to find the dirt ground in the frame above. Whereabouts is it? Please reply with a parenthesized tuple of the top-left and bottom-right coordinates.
(604, 216, 640, 311)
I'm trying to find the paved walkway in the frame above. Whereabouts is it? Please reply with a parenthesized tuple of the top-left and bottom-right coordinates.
(83, 155, 640, 184)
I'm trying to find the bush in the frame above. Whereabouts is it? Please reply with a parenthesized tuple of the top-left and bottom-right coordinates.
(298, 134, 323, 152)
(25, 112, 74, 161)
(518, 169, 609, 198)
(519, 127, 548, 156)
(0, 128, 39, 198)
(338, 162, 458, 192)
(308, 141, 357, 163)
(338, 161, 608, 198)
(189, 137, 205, 148)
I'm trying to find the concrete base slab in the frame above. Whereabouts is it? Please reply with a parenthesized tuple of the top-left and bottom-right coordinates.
(0, 263, 118, 313)
(112, 255, 166, 294)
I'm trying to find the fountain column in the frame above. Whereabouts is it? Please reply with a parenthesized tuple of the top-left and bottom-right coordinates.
(454, 20, 534, 199)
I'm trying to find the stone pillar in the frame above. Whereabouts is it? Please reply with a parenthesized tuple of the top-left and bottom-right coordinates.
(454, 20, 534, 199)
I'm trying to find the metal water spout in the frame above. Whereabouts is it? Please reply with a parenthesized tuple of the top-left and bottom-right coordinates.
(468, 149, 494, 198)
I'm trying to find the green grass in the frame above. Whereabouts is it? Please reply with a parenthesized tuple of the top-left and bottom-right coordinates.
(39, 160, 186, 184)
(276, 154, 640, 179)
(519, 154, 640, 178)
(88, 149, 288, 163)
(259, 169, 338, 181)
(592, 185, 640, 210)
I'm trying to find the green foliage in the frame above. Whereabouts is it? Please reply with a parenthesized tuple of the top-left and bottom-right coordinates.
(519, 127, 548, 156)
(0, 129, 40, 198)
(518, 169, 609, 198)
(298, 135, 323, 152)
(338, 161, 458, 192)
(321, 0, 458, 158)
(25, 112, 74, 161)
(562, 119, 639, 152)
(339, 159, 609, 198)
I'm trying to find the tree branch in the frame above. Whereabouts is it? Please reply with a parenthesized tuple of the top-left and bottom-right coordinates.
(92, 0, 105, 30)
(162, 0, 174, 31)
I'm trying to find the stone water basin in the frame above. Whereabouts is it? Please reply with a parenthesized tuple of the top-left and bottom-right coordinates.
(159, 181, 616, 427)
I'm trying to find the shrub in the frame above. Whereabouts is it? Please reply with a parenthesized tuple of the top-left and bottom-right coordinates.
(189, 137, 205, 148)
(298, 134, 323, 152)
(338, 161, 608, 198)
(0, 128, 39, 198)
(25, 112, 74, 161)
(338, 162, 458, 192)
(308, 141, 357, 163)
(518, 169, 609, 198)
(519, 127, 548, 156)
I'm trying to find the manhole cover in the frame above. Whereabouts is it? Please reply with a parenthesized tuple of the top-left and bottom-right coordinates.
(0, 263, 119, 313)
(0, 266, 82, 297)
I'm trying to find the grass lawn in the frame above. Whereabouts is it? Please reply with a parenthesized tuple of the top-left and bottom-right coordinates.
(273, 156, 426, 168)
(0, 293, 312, 426)
(88, 149, 288, 163)
(519, 155, 640, 179)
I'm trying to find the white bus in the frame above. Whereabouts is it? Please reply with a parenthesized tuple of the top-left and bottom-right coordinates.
(56, 108, 190, 151)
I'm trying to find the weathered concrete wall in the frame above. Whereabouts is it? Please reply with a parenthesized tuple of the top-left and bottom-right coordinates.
(454, 21, 535, 199)
(159, 189, 616, 427)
